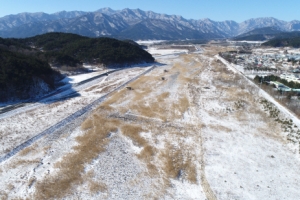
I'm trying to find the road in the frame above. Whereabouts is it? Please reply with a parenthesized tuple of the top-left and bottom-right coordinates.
(0, 69, 123, 115)
(0, 65, 157, 163)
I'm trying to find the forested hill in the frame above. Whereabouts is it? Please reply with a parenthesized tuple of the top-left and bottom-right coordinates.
(262, 37, 300, 48)
(0, 32, 154, 102)
(18, 32, 155, 66)
(233, 28, 300, 42)
(0, 48, 61, 102)
(0, 32, 154, 68)
(231, 27, 282, 41)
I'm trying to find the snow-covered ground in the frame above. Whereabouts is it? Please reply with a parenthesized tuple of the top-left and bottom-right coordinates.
(227, 40, 267, 44)
(1, 46, 300, 199)
(147, 47, 189, 55)
(135, 40, 166, 45)
(0, 66, 150, 157)
(60, 70, 108, 84)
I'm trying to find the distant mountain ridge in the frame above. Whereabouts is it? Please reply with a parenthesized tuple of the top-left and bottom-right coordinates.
(1, 8, 300, 40)
(232, 26, 283, 41)
(233, 26, 300, 41)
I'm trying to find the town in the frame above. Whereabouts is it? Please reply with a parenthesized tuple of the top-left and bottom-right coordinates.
(221, 46, 300, 88)
(219, 44, 300, 117)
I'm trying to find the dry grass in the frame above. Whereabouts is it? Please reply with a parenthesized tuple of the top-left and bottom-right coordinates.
(203, 46, 236, 56)
(28, 177, 37, 188)
(84, 85, 99, 92)
(172, 62, 189, 74)
(137, 144, 158, 177)
(84, 169, 107, 193)
(34, 116, 120, 199)
(0, 191, 8, 200)
(129, 74, 157, 88)
(162, 151, 182, 179)
(130, 91, 170, 121)
(212, 61, 233, 74)
(121, 123, 159, 176)
(131, 103, 167, 121)
(208, 124, 232, 133)
(129, 75, 165, 102)
(138, 145, 155, 160)
(216, 73, 234, 84)
(100, 88, 127, 110)
(81, 117, 94, 130)
(6, 184, 14, 191)
(156, 92, 170, 102)
(171, 56, 205, 84)
(186, 165, 197, 183)
(132, 87, 152, 102)
(9, 159, 40, 169)
(99, 83, 119, 94)
(234, 110, 249, 121)
(176, 96, 190, 114)
(160, 143, 197, 184)
(222, 89, 250, 102)
(89, 181, 107, 194)
(34, 53, 202, 198)
(18, 144, 37, 156)
(130, 93, 188, 121)
(121, 124, 145, 147)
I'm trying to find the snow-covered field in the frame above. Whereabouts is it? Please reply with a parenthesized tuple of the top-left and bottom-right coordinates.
(1, 47, 300, 199)
(135, 40, 166, 45)
(236, 40, 266, 44)
(60, 70, 108, 84)
(147, 47, 189, 56)
(0, 66, 149, 158)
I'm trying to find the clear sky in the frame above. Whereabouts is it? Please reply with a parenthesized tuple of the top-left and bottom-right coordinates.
(0, 0, 299, 22)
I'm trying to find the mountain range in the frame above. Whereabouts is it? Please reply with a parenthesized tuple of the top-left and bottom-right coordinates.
(232, 26, 300, 42)
(1, 8, 300, 40)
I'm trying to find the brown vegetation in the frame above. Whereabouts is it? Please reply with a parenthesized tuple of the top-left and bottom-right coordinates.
(160, 143, 197, 184)
(88, 181, 107, 194)
(34, 116, 120, 199)
(80, 117, 94, 130)
(121, 124, 145, 147)
(9, 159, 40, 169)
(33, 53, 205, 198)
(18, 144, 38, 156)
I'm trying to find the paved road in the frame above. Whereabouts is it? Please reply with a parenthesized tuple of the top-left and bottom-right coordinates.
(0, 69, 122, 115)
(0, 65, 157, 163)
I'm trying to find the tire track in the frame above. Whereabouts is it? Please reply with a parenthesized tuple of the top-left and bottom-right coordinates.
(199, 132, 217, 200)
(0, 65, 157, 164)
(189, 55, 217, 200)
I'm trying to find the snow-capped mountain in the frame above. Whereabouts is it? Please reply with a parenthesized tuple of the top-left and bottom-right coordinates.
(0, 8, 299, 39)
(238, 17, 286, 34)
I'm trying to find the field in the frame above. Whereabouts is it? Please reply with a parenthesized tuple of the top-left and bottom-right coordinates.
(1, 46, 300, 199)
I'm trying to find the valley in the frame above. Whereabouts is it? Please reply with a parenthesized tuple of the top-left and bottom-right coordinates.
(1, 44, 300, 199)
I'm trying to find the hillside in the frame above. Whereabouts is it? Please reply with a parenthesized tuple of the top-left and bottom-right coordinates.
(17, 32, 155, 66)
(0, 48, 61, 102)
(116, 19, 223, 40)
(233, 27, 300, 43)
(0, 32, 154, 68)
(232, 26, 283, 41)
(262, 34, 300, 47)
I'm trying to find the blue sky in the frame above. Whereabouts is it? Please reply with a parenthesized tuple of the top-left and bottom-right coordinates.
(0, 0, 299, 22)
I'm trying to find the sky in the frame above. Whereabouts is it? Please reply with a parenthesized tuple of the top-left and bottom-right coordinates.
(0, 0, 299, 22)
